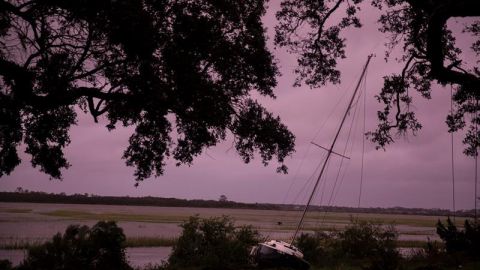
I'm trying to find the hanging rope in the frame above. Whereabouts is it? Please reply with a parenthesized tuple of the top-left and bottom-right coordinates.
(475, 98, 478, 221)
(450, 85, 456, 222)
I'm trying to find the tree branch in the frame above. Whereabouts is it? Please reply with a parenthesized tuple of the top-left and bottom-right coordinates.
(422, 0, 480, 89)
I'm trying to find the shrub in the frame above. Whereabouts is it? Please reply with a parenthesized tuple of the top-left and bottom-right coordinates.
(16, 221, 132, 270)
(296, 220, 400, 270)
(296, 231, 336, 267)
(437, 218, 480, 259)
(338, 220, 399, 270)
(167, 215, 259, 270)
(0, 260, 12, 270)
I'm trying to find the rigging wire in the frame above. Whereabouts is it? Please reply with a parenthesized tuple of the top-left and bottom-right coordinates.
(327, 78, 365, 212)
(281, 76, 356, 206)
(450, 85, 456, 221)
(326, 87, 362, 210)
(358, 66, 368, 208)
(476, 98, 478, 221)
(289, 55, 373, 244)
(280, 67, 362, 224)
(319, 66, 368, 225)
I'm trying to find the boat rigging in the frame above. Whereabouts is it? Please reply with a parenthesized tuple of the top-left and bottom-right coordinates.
(250, 55, 373, 269)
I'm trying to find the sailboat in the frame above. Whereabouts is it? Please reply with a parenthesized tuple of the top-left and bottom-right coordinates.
(250, 55, 373, 269)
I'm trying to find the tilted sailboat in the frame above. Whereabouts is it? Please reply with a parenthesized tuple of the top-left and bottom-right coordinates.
(250, 55, 373, 269)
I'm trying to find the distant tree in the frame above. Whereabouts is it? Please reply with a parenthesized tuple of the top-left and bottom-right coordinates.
(0, 0, 295, 183)
(219, 194, 228, 202)
(275, 0, 480, 154)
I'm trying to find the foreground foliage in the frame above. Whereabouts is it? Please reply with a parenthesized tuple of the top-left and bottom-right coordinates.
(275, 0, 480, 154)
(14, 221, 131, 270)
(166, 215, 259, 270)
(436, 218, 480, 260)
(1, 0, 294, 182)
(296, 220, 400, 270)
(296, 218, 480, 270)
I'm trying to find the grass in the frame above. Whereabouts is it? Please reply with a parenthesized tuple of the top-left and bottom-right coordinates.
(0, 208, 32, 213)
(396, 240, 442, 248)
(0, 235, 427, 250)
(126, 237, 177, 247)
(0, 236, 177, 249)
(40, 210, 184, 223)
(0, 238, 46, 250)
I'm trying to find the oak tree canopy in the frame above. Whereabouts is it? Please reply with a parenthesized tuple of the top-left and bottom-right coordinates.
(2, 0, 480, 183)
(0, 0, 295, 183)
(275, 0, 480, 155)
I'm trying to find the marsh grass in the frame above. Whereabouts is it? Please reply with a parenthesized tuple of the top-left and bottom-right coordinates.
(0, 238, 46, 250)
(0, 236, 177, 249)
(40, 210, 184, 223)
(126, 237, 177, 247)
(0, 208, 32, 213)
(396, 240, 442, 248)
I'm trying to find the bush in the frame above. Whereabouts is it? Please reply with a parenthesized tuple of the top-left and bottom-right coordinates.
(338, 220, 399, 270)
(296, 220, 400, 270)
(0, 260, 12, 270)
(296, 231, 336, 267)
(437, 218, 480, 259)
(167, 215, 259, 270)
(16, 221, 132, 270)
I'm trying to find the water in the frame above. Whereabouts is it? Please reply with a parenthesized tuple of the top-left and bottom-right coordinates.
(0, 247, 172, 268)
(127, 247, 172, 268)
(0, 249, 25, 266)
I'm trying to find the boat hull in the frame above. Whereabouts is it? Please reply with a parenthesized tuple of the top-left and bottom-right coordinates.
(251, 242, 310, 270)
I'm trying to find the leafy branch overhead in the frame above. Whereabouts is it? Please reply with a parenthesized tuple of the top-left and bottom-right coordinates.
(275, 0, 480, 155)
(0, 0, 295, 182)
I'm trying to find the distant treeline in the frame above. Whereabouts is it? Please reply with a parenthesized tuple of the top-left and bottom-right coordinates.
(0, 191, 475, 217)
(0, 191, 280, 210)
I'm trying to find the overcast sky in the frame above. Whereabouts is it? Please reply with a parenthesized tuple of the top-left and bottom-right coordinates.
(1, 2, 478, 210)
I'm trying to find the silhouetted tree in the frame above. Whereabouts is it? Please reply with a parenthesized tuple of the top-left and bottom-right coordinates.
(0, 0, 295, 183)
(17, 221, 131, 270)
(437, 218, 480, 259)
(219, 194, 228, 202)
(167, 215, 259, 270)
(275, 0, 480, 154)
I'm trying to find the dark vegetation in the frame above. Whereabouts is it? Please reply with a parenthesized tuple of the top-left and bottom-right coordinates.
(3, 221, 132, 270)
(296, 220, 400, 270)
(1, 217, 480, 270)
(1, 191, 476, 217)
(1, 0, 480, 183)
(0, 0, 295, 183)
(167, 216, 259, 270)
(275, 0, 480, 154)
(295, 218, 480, 270)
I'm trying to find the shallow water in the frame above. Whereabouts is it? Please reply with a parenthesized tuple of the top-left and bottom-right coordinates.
(0, 202, 443, 247)
(127, 247, 172, 268)
(0, 249, 25, 266)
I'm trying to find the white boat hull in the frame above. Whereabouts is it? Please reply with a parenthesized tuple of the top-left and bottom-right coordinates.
(251, 240, 310, 270)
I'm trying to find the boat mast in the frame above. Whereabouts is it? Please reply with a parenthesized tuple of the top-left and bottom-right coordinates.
(290, 55, 373, 245)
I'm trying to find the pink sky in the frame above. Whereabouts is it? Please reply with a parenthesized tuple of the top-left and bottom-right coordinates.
(1, 2, 478, 210)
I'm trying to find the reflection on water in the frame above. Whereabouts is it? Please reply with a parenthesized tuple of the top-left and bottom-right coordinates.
(127, 247, 172, 268)
(0, 247, 172, 268)
(0, 249, 25, 266)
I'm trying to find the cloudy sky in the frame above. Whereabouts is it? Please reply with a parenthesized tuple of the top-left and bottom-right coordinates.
(1, 2, 478, 210)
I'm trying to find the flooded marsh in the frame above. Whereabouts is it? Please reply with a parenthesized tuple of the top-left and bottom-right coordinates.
(0, 202, 465, 267)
